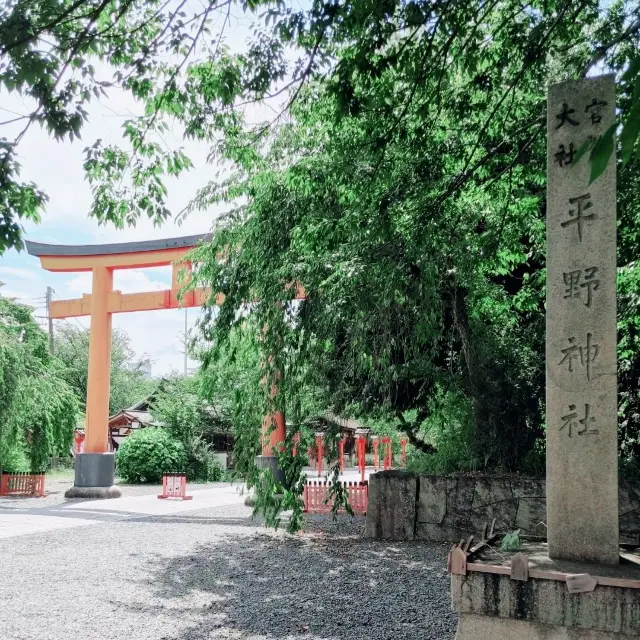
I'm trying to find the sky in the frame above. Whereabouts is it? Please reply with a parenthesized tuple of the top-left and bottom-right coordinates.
(0, 5, 283, 376)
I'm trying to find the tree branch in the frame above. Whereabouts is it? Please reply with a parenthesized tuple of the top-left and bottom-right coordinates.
(581, 17, 640, 78)
(396, 411, 436, 454)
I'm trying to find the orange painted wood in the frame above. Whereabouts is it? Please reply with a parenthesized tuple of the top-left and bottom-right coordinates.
(39, 247, 192, 272)
(0, 473, 45, 497)
(262, 410, 286, 457)
(302, 480, 368, 514)
(157, 473, 192, 500)
(36, 240, 304, 464)
(49, 288, 222, 318)
(84, 267, 113, 453)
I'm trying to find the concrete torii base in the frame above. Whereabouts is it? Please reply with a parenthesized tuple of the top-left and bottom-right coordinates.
(64, 452, 122, 499)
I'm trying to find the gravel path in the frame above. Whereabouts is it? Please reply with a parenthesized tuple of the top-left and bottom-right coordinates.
(0, 503, 457, 640)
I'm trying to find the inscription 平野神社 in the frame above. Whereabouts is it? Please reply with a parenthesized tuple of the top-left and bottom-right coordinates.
(546, 75, 618, 564)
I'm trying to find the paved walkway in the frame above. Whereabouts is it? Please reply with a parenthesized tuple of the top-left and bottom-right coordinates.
(0, 484, 246, 539)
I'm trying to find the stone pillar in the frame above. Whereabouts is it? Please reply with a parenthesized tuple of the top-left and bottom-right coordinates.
(546, 75, 618, 564)
(66, 266, 120, 498)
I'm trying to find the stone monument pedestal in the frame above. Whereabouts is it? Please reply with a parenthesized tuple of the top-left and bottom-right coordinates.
(64, 452, 121, 499)
(449, 543, 640, 638)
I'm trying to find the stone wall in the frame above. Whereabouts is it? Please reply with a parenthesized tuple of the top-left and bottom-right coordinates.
(364, 471, 640, 544)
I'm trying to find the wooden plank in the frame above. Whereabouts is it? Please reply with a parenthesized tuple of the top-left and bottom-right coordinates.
(566, 574, 597, 594)
(450, 547, 468, 575)
(594, 575, 640, 589)
(510, 553, 529, 581)
(467, 563, 511, 576)
(464, 563, 640, 590)
(468, 532, 499, 557)
(463, 536, 474, 553)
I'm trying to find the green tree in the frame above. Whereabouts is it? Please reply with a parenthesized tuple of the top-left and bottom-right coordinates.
(54, 324, 154, 414)
(178, 1, 640, 530)
(0, 1, 639, 253)
(0, 286, 78, 472)
(3, 1, 640, 529)
(151, 374, 232, 480)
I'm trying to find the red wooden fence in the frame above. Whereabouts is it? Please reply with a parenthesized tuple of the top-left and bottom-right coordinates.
(0, 473, 45, 497)
(303, 480, 368, 515)
(158, 473, 192, 500)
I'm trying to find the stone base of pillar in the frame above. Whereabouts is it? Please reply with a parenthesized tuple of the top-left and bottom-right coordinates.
(451, 566, 640, 639)
(255, 455, 285, 484)
(65, 452, 122, 499)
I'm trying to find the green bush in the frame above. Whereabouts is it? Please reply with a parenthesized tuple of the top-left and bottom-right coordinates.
(0, 442, 30, 473)
(116, 428, 186, 484)
(208, 458, 223, 481)
(406, 388, 478, 474)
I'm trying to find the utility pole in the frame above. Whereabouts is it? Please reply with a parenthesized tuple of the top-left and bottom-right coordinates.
(46, 286, 54, 355)
(184, 307, 188, 376)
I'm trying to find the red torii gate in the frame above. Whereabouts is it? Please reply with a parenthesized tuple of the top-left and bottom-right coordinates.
(26, 235, 297, 497)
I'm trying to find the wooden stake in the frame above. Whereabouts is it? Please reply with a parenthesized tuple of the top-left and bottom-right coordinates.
(463, 535, 474, 552)
(450, 547, 467, 575)
(566, 574, 597, 594)
(510, 552, 529, 581)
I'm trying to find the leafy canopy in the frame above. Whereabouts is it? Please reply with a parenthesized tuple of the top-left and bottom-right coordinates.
(0, 286, 78, 472)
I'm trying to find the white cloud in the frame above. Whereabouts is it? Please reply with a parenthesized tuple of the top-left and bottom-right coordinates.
(0, 266, 39, 281)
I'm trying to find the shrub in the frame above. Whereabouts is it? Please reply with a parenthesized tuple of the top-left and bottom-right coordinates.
(208, 458, 223, 482)
(0, 442, 30, 473)
(406, 388, 478, 474)
(116, 428, 186, 484)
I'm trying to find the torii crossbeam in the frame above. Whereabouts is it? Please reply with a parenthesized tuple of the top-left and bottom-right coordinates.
(26, 235, 291, 497)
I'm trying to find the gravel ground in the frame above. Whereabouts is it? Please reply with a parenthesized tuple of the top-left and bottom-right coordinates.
(0, 501, 457, 640)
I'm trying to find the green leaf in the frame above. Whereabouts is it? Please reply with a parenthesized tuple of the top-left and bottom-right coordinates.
(621, 103, 640, 168)
(572, 137, 596, 166)
(500, 530, 521, 552)
(589, 123, 616, 185)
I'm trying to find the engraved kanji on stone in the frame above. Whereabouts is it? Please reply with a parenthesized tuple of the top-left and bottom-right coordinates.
(554, 143, 575, 167)
(561, 193, 596, 242)
(558, 332, 599, 381)
(563, 266, 599, 308)
(556, 102, 579, 129)
(585, 98, 608, 125)
(560, 403, 599, 438)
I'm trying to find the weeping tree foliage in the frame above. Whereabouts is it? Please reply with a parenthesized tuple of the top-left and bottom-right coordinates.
(2, 1, 640, 526)
(0, 288, 78, 472)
